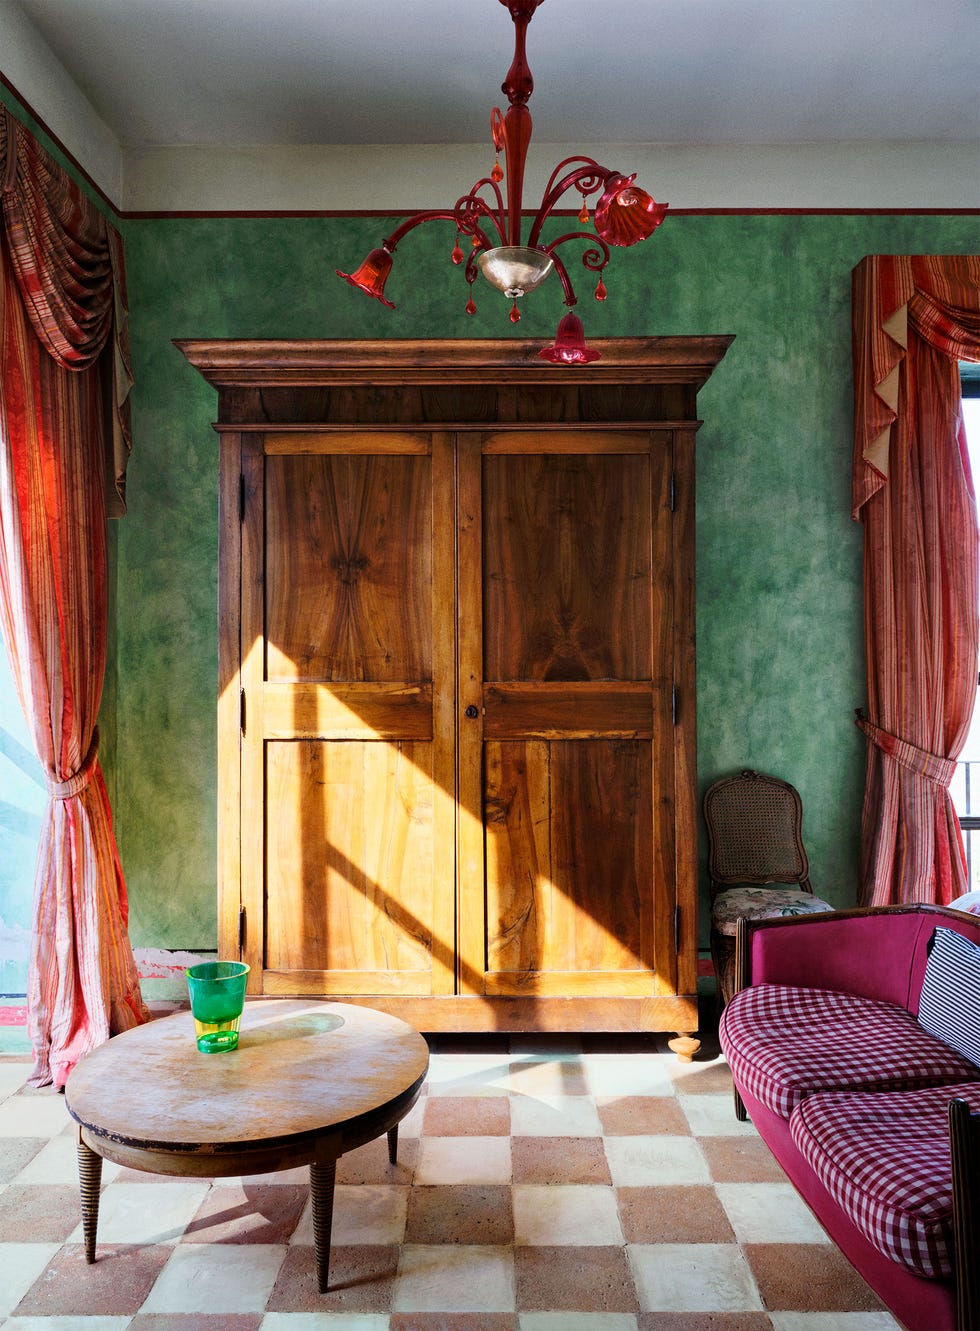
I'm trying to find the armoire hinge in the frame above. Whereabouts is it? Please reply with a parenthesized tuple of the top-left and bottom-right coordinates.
(239, 474, 246, 522)
(674, 905, 680, 954)
(672, 685, 678, 726)
(240, 688, 246, 735)
(238, 906, 246, 952)
(669, 471, 676, 512)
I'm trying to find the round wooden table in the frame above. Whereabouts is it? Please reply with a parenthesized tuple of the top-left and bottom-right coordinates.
(64, 999, 429, 1291)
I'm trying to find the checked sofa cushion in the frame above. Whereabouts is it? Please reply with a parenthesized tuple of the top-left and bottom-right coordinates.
(791, 1082, 980, 1278)
(719, 984, 979, 1119)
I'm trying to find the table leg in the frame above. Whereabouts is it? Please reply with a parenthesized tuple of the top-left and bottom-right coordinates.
(309, 1158, 337, 1292)
(387, 1125, 398, 1164)
(76, 1130, 103, 1264)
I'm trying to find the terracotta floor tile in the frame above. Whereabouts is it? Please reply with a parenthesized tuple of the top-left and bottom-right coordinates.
(391, 1315, 519, 1331)
(0, 1183, 82, 1241)
(515, 1244, 639, 1312)
(637, 1314, 775, 1330)
(744, 1242, 888, 1312)
(597, 1095, 691, 1136)
(700, 1136, 788, 1183)
(669, 1061, 738, 1096)
(336, 1133, 419, 1184)
(628, 1243, 764, 1313)
(508, 1058, 590, 1096)
(422, 1096, 511, 1136)
(13, 1241, 172, 1315)
(394, 1244, 515, 1313)
(404, 1184, 514, 1245)
(129, 1317, 263, 1330)
(0, 1136, 45, 1182)
(265, 1243, 398, 1313)
(182, 1183, 309, 1243)
(511, 1135, 611, 1184)
(139, 1243, 286, 1314)
(617, 1184, 736, 1244)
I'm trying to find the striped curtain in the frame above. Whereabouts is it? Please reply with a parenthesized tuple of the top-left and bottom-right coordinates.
(852, 254, 980, 907)
(0, 108, 147, 1087)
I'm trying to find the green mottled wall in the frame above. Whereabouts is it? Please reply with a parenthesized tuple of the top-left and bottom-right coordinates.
(117, 213, 977, 952)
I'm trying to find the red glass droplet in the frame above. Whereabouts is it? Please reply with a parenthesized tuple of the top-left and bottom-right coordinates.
(578, 202, 590, 224)
(451, 238, 464, 265)
(466, 295, 477, 315)
(472, 234, 481, 248)
(491, 161, 504, 184)
(595, 277, 608, 302)
(509, 301, 521, 323)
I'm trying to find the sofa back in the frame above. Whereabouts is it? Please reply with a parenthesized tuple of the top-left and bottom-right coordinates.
(746, 905, 980, 1014)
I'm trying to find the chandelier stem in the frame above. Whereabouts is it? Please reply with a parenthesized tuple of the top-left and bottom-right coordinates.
(495, 0, 543, 246)
(500, 106, 531, 245)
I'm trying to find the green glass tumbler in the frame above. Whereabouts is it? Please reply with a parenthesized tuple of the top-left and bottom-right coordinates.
(186, 961, 250, 1053)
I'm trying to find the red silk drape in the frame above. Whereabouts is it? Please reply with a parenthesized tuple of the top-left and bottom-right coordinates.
(853, 254, 980, 907)
(0, 108, 147, 1087)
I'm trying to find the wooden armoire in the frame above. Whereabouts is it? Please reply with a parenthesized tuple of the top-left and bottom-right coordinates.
(179, 336, 731, 1046)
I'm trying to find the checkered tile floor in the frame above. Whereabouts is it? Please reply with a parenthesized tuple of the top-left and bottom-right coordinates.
(0, 1028, 903, 1330)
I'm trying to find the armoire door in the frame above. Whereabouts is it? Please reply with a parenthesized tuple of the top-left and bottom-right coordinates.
(456, 431, 680, 1001)
(238, 430, 457, 997)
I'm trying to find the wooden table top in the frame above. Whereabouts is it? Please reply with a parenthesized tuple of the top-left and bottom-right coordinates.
(65, 1000, 429, 1152)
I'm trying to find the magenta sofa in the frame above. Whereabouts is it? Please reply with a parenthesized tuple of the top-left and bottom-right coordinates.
(719, 904, 980, 1331)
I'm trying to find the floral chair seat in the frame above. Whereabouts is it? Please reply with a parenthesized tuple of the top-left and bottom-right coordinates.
(711, 887, 835, 938)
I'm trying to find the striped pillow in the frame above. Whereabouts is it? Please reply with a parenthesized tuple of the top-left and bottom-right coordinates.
(917, 927, 980, 1068)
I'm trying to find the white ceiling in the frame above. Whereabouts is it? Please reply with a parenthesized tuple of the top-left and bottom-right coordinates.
(10, 0, 980, 150)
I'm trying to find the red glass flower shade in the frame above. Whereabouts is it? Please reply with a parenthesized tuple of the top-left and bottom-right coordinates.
(594, 175, 668, 248)
(538, 313, 601, 365)
(336, 247, 396, 308)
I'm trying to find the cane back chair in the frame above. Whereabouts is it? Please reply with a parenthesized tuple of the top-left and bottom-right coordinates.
(703, 769, 834, 1005)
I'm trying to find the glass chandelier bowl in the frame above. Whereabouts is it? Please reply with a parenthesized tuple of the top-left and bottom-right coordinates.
(477, 246, 555, 298)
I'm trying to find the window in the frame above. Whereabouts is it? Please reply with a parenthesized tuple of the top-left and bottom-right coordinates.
(0, 642, 44, 995)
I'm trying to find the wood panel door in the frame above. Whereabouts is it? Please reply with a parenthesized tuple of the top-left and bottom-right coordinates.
(238, 431, 457, 997)
(457, 430, 681, 1000)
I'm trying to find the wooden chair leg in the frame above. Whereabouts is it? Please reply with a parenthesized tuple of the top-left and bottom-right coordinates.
(733, 1085, 748, 1122)
(309, 1158, 337, 1293)
(76, 1131, 103, 1264)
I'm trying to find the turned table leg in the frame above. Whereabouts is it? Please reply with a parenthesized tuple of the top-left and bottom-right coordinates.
(309, 1157, 338, 1292)
(76, 1131, 103, 1264)
(387, 1125, 399, 1164)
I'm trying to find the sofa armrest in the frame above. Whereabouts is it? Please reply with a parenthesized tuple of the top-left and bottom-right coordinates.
(734, 906, 941, 1010)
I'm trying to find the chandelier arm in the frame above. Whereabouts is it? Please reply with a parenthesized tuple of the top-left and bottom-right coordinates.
(543, 230, 611, 278)
(527, 164, 618, 248)
(454, 186, 508, 247)
(546, 249, 578, 308)
(383, 207, 499, 257)
(384, 210, 469, 252)
(539, 156, 608, 207)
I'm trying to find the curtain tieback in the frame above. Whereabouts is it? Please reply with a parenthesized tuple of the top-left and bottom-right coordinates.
(48, 727, 100, 800)
(855, 710, 956, 788)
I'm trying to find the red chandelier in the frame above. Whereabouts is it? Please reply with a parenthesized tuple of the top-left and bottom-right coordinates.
(337, 0, 667, 364)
